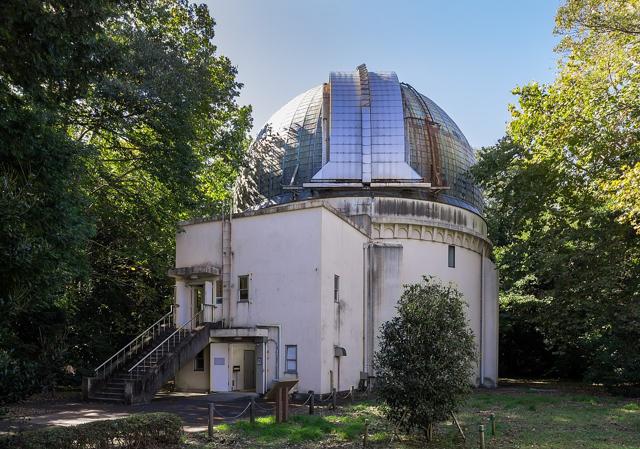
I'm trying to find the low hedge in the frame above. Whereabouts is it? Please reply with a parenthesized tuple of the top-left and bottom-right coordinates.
(0, 412, 183, 449)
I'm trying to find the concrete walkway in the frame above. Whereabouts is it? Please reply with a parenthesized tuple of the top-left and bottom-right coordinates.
(0, 391, 271, 434)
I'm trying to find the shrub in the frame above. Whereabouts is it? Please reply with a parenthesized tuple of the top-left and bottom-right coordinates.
(0, 412, 183, 449)
(373, 277, 476, 442)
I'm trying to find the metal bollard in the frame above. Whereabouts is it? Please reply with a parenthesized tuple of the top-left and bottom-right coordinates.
(350, 385, 354, 404)
(308, 390, 315, 415)
(479, 424, 485, 449)
(208, 402, 214, 438)
(490, 413, 496, 436)
(362, 418, 369, 449)
(250, 397, 255, 424)
(332, 387, 337, 410)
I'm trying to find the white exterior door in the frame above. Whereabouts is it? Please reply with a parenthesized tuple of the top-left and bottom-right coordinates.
(211, 343, 229, 392)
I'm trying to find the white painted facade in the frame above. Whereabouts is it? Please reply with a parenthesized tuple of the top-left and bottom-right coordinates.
(171, 196, 498, 394)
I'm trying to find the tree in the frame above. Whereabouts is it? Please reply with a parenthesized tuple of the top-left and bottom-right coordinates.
(373, 277, 476, 442)
(0, 0, 126, 399)
(471, 0, 640, 392)
(0, 0, 251, 400)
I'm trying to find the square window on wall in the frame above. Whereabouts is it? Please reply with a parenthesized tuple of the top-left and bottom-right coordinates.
(238, 275, 249, 301)
(285, 345, 297, 374)
(194, 349, 205, 371)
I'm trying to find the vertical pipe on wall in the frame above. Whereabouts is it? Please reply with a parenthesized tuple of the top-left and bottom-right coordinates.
(479, 244, 485, 386)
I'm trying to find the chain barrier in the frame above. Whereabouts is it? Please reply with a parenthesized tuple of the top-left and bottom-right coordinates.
(298, 393, 312, 406)
(317, 391, 334, 403)
(339, 390, 352, 400)
(212, 402, 252, 420)
(253, 402, 274, 412)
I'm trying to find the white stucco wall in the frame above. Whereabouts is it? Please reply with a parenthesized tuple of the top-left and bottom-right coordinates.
(175, 343, 210, 392)
(172, 199, 499, 394)
(319, 208, 368, 393)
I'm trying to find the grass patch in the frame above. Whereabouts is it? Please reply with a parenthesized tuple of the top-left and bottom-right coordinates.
(188, 388, 640, 448)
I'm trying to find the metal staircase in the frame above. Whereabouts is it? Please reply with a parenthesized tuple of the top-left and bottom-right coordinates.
(84, 306, 213, 404)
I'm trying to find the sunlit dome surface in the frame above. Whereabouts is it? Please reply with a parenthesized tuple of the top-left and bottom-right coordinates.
(243, 65, 484, 215)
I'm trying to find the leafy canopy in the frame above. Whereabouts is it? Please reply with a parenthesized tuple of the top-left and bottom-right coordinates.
(0, 0, 251, 401)
(473, 0, 640, 389)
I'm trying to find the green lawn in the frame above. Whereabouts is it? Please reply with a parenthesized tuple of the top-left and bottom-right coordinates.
(184, 387, 640, 449)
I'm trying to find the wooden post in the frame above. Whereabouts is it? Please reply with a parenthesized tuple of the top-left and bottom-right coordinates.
(350, 385, 354, 404)
(208, 402, 214, 438)
(362, 418, 369, 449)
(490, 413, 496, 436)
(250, 397, 255, 424)
(332, 387, 337, 410)
(479, 424, 485, 449)
(308, 390, 315, 415)
(451, 411, 466, 441)
(284, 388, 290, 421)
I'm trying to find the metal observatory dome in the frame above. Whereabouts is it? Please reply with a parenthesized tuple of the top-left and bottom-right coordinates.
(240, 64, 484, 216)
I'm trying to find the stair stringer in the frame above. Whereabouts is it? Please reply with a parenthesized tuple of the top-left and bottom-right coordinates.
(124, 323, 211, 404)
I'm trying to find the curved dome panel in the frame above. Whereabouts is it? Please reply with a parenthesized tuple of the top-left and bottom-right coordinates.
(243, 66, 483, 215)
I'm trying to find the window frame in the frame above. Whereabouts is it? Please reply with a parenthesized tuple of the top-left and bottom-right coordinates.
(238, 275, 249, 302)
(285, 345, 298, 374)
(448, 245, 456, 268)
(215, 279, 223, 305)
(194, 349, 205, 372)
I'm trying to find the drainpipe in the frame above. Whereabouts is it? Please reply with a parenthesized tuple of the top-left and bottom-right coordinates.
(479, 244, 485, 386)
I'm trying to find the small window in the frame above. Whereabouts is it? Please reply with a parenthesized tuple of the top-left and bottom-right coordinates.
(285, 345, 297, 374)
(194, 350, 205, 371)
(238, 275, 249, 301)
(215, 280, 223, 305)
(448, 245, 456, 268)
(334, 275, 340, 303)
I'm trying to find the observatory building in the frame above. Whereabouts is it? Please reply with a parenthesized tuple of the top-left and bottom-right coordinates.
(171, 65, 498, 395)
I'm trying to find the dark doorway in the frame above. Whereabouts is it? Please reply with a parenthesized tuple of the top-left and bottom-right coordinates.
(243, 350, 255, 390)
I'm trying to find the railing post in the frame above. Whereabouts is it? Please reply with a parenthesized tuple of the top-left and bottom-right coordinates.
(479, 424, 485, 449)
(208, 402, 214, 438)
(363, 418, 369, 449)
(308, 390, 315, 415)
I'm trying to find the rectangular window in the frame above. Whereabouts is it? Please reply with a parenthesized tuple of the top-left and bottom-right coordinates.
(448, 245, 456, 268)
(238, 275, 249, 301)
(194, 349, 205, 371)
(215, 280, 223, 305)
(334, 275, 340, 303)
(285, 345, 297, 374)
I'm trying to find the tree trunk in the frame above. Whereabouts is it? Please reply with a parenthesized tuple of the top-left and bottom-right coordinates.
(425, 422, 433, 442)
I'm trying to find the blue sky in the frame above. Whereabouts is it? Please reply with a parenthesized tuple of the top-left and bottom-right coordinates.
(205, 0, 562, 148)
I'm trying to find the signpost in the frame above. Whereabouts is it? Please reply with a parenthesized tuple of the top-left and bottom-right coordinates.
(264, 379, 299, 423)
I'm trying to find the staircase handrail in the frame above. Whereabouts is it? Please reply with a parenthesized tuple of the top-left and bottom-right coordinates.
(94, 305, 174, 379)
(127, 304, 212, 376)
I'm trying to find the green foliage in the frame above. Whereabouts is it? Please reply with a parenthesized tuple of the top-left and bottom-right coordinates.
(0, 412, 183, 449)
(498, 293, 555, 378)
(472, 1, 640, 390)
(373, 277, 476, 439)
(0, 0, 250, 401)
